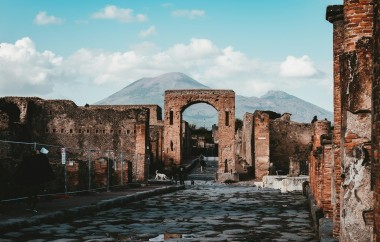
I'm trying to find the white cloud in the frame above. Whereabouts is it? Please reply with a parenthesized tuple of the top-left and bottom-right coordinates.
(279, 55, 318, 77)
(0, 37, 331, 107)
(139, 26, 157, 38)
(0, 37, 62, 95)
(92, 5, 147, 23)
(34, 11, 63, 25)
(172, 9, 205, 19)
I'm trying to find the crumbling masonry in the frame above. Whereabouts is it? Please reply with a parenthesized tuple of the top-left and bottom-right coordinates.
(308, 1, 380, 241)
(0, 97, 165, 198)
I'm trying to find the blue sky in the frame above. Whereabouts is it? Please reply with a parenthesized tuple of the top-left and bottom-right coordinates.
(0, 0, 342, 111)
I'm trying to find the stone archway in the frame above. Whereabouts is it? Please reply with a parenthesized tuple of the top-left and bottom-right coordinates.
(164, 89, 236, 180)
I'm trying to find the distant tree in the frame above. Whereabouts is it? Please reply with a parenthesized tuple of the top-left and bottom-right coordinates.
(235, 118, 243, 132)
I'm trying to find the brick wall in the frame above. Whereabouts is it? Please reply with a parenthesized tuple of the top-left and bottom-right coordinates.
(339, 2, 374, 240)
(326, 5, 345, 237)
(270, 115, 313, 175)
(0, 97, 150, 192)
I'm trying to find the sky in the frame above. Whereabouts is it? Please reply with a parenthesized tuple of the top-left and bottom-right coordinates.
(0, 0, 342, 112)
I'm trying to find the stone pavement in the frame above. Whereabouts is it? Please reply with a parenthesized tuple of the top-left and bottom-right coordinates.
(0, 181, 318, 242)
(0, 184, 185, 234)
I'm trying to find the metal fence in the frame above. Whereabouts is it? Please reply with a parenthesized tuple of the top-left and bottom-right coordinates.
(0, 139, 140, 202)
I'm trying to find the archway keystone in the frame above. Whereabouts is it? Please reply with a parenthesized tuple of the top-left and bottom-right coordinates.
(164, 89, 236, 180)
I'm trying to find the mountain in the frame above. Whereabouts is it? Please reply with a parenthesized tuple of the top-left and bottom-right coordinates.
(96, 72, 208, 106)
(95, 72, 333, 128)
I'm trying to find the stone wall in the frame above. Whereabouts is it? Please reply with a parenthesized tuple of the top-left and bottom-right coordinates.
(237, 110, 312, 180)
(0, 97, 151, 197)
(269, 115, 313, 175)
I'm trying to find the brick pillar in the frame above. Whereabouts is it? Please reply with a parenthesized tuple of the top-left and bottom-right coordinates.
(322, 145, 333, 218)
(135, 123, 148, 182)
(339, 1, 374, 241)
(253, 111, 270, 180)
(343, 0, 374, 52)
(326, 4, 344, 238)
(310, 120, 331, 210)
(372, 1, 380, 240)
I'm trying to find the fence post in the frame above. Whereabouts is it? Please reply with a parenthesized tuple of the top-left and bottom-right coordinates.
(120, 152, 123, 185)
(60, 147, 67, 194)
(88, 148, 91, 191)
(107, 150, 110, 192)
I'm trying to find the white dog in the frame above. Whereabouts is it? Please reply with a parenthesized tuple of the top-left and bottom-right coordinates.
(254, 181, 264, 190)
(155, 170, 169, 180)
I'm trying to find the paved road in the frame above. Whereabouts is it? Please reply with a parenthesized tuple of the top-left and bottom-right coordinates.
(0, 181, 317, 242)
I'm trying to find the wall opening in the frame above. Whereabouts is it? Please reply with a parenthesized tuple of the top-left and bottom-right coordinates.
(182, 103, 218, 160)
(170, 110, 173, 125)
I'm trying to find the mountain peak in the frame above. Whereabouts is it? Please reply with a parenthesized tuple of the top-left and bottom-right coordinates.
(261, 90, 292, 99)
(95, 72, 209, 105)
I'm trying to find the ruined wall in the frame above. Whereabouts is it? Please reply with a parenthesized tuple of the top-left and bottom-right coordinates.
(253, 111, 270, 180)
(339, 1, 374, 240)
(164, 89, 235, 176)
(269, 115, 313, 175)
(309, 120, 333, 218)
(326, 5, 345, 237)
(92, 104, 164, 179)
(373, 1, 380, 240)
(0, 97, 150, 190)
(325, 1, 375, 240)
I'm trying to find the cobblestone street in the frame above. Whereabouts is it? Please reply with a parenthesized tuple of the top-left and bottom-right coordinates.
(0, 180, 317, 242)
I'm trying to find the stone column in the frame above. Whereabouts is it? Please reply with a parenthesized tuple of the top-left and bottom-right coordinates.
(326, 4, 344, 238)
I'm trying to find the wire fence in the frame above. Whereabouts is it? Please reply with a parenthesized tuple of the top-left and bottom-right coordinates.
(0, 139, 141, 202)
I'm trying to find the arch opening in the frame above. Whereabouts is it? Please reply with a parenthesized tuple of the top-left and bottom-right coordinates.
(163, 89, 237, 181)
(182, 102, 218, 162)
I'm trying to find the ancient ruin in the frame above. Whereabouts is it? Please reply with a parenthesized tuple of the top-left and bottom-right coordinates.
(0, 97, 167, 198)
(163, 89, 236, 181)
(1, 1, 380, 240)
(305, 1, 380, 241)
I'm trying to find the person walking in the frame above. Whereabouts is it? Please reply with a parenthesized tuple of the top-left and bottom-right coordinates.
(179, 165, 185, 185)
(200, 156, 207, 173)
